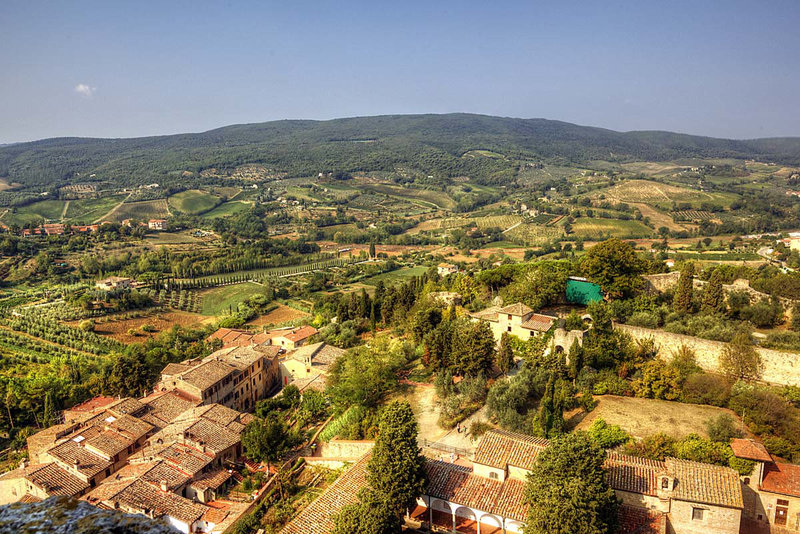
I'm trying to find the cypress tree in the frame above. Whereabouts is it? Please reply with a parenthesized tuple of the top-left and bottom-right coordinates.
(701, 269, 725, 313)
(674, 262, 694, 314)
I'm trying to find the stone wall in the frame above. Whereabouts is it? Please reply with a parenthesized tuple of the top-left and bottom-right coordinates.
(642, 273, 796, 306)
(313, 439, 375, 460)
(615, 324, 800, 387)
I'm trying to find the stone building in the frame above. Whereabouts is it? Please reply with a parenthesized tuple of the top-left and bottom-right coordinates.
(157, 344, 281, 412)
(279, 341, 345, 390)
(471, 302, 556, 344)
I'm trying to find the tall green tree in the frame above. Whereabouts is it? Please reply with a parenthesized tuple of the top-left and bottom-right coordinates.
(241, 415, 297, 471)
(674, 262, 695, 314)
(523, 432, 619, 534)
(369, 242, 376, 259)
(531, 376, 565, 438)
(719, 331, 763, 382)
(366, 401, 427, 518)
(333, 489, 401, 534)
(451, 320, 496, 377)
(701, 268, 725, 313)
(580, 238, 643, 299)
(497, 332, 515, 376)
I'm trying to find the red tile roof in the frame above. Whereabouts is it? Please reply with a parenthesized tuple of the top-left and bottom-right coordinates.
(730, 439, 772, 463)
(520, 313, 557, 332)
(473, 429, 548, 471)
(761, 461, 800, 498)
(618, 505, 667, 534)
(272, 325, 318, 343)
(665, 458, 744, 509)
(605, 452, 663, 496)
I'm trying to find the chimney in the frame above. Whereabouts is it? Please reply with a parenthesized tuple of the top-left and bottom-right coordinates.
(73, 459, 81, 468)
(19, 458, 27, 469)
(160, 479, 168, 492)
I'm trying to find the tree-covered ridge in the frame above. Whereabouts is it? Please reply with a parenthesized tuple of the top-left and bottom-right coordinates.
(2, 113, 799, 187)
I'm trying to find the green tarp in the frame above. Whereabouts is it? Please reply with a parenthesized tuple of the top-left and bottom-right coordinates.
(566, 278, 603, 305)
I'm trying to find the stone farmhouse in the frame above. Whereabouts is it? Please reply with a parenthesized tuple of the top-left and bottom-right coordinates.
(471, 302, 557, 344)
(265, 325, 319, 351)
(282, 429, 750, 534)
(0, 393, 251, 534)
(157, 344, 281, 412)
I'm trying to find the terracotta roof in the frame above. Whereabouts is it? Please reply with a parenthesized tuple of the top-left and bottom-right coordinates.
(605, 452, 663, 496)
(281, 454, 369, 534)
(269, 325, 318, 343)
(425, 460, 528, 521)
(67, 396, 116, 414)
(107, 398, 147, 417)
(160, 363, 194, 377)
(498, 303, 534, 316)
(178, 359, 234, 390)
(100, 478, 209, 524)
(47, 439, 112, 479)
(212, 344, 280, 369)
(730, 439, 772, 463)
(473, 429, 548, 471)
(141, 443, 214, 476)
(190, 469, 233, 491)
(289, 342, 345, 369)
(665, 458, 743, 509)
(761, 461, 800, 498)
(470, 305, 501, 322)
(142, 391, 198, 425)
(520, 313, 556, 332)
(24, 463, 90, 497)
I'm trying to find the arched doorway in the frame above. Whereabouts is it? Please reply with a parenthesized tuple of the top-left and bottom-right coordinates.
(454, 506, 477, 534)
(430, 499, 452, 532)
(479, 513, 503, 534)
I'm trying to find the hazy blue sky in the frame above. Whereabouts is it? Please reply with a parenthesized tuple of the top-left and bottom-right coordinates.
(1, 0, 798, 143)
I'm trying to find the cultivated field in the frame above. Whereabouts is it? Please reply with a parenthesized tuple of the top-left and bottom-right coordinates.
(199, 282, 265, 316)
(572, 218, 653, 238)
(202, 200, 252, 219)
(247, 303, 310, 326)
(106, 199, 170, 222)
(362, 266, 429, 285)
(1, 200, 66, 226)
(600, 179, 735, 209)
(504, 223, 564, 245)
(573, 395, 743, 439)
(474, 215, 522, 230)
(168, 190, 221, 215)
(65, 194, 128, 223)
(73, 311, 207, 344)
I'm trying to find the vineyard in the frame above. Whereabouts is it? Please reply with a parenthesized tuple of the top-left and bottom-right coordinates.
(140, 288, 202, 313)
(0, 328, 92, 365)
(504, 223, 564, 246)
(571, 218, 653, 239)
(474, 215, 522, 229)
(172, 256, 359, 287)
(672, 210, 714, 222)
(4, 315, 124, 356)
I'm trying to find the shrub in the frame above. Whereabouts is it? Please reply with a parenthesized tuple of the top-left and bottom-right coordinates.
(705, 414, 741, 443)
(592, 370, 632, 396)
(763, 436, 800, 462)
(628, 311, 659, 329)
(586, 418, 631, 448)
(681, 374, 731, 407)
(633, 360, 681, 400)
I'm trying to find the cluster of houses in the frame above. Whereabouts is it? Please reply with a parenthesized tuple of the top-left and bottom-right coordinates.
(21, 223, 100, 237)
(283, 429, 800, 534)
(0, 320, 339, 533)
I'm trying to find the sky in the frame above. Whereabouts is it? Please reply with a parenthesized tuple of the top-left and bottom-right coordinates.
(1, 0, 799, 143)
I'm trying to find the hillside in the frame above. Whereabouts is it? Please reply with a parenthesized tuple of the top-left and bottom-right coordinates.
(1, 113, 799, 188)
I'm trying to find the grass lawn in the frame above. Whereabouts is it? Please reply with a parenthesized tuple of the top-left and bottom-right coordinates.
(168, 190, 221, 215)
(202, 200, 252, 219)
(65, 194, 128, 223)
(361, 266, 429, 286)
(199, 282, 265, 316)
(572, 218, 653, 239)
(573, 395, 743, 439)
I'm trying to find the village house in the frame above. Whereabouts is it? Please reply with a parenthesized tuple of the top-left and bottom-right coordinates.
(94, 276, 133, 291)
(148, 219, 167, 231)
(471, 302, 557, 344)
(279, 341, 346, 390)
(731, 438, 800, 531)
(437, 263, 459, 277)
(156, 344, 281, 412)
(282, 429, 745, 534)
(265, 325, 318, 351)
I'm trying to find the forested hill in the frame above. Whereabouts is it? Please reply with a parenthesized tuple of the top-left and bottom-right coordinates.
(2, 113, 799, 187)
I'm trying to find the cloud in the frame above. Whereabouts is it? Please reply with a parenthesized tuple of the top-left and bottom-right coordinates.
(74, 84, 96, 97)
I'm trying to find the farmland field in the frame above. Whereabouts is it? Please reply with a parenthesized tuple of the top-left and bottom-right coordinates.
(359, 183, 456, 210)
(199, 282, 266, 316)
(247, 303, 309, 326)
(474, 215, 522, 229)
(361, 266, 429, 285)
(572, 218, 653, 238)
(203, 200, 252, 219)
(106, 199, 170, 222)
(168, 190, 221, 215)
(600, 179, 736, 209)
(82, 311, 207, 344)
(1, 200, 66, 225)
(504, 223, 564, 245)
(65, 194, 128, 223)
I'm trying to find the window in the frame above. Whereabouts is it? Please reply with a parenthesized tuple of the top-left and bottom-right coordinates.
(489, 472, 498, 480)
(507, 314, 512, 320)
(661, 478, 669, 489)
(776, 500, 789, 526)
(692, 508, 704, 521)
(743, 477, 750, 485)
(507, 326, 512, 332)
